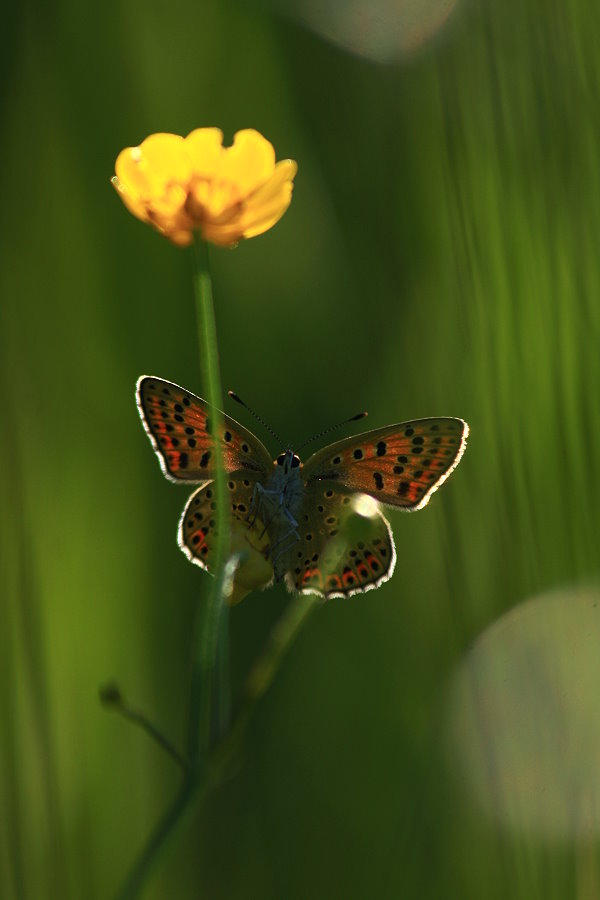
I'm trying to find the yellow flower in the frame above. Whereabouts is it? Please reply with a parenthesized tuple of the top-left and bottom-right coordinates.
(112, 128, 297, 247)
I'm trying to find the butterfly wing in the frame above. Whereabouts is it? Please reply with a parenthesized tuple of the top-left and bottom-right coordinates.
(302, 418, 468, 510)
(178, 475, 276, 603)
(284, 487, 396, 599)
(137, 376, 272, 482)
(178, 474, 261, 571)
(284, 416, 468, 599)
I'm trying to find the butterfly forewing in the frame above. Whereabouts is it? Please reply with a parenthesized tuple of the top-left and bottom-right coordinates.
(137, 376, 272, 482)
(302, 418, 468, 510)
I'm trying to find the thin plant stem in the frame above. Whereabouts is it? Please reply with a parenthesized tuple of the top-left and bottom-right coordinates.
(187, 235, 230, 768)
(115, 590, 318, 900)
(101, 686, 189, 773)
(244, 593, 319, 704)
(209, 592, 319, 779)
(121, 711, 188, 773)
(117, 236, 231, 899)
(215, 600, 231, 740)
(116, 239, 318, 900)
(115, 778, 203, 900)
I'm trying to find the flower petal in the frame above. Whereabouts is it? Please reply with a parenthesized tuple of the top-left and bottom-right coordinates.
(138, 133, 191, 184)
(219, 129, 276, 197)
(238, 159, 297, 236)
(184, 128, 225, 177)
(116, 133, 191, 198)
(147, 183, 190, 219)
(200, 221, 245, 247)
(168, 229, 194, 247)
(245, 159, 297, 210)
(241, 198, 292, 238)
(111, 176, 151, 223)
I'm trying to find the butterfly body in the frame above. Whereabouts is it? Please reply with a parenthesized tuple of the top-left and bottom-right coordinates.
(250, 449, 305, 581)
(137, 376, 469, 601)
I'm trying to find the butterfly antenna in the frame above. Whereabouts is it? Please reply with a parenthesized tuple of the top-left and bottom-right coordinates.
(296, 410, 368, 452)
(228, 391, 285, 447)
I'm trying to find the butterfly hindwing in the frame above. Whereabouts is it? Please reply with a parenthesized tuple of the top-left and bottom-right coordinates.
(178, 473, 262, 572)
(137, 376, 272, 482)
(285, 485, 396, 598)
(302, 418, 468, 510)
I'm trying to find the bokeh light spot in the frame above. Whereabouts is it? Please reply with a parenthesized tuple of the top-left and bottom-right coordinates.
(267, 0, 460, 63)
(446, 585, 600, 839)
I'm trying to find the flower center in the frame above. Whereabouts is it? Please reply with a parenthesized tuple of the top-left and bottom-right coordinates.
(186, 176, 244, 225)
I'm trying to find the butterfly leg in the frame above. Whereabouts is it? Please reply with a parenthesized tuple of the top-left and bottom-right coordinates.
(270, 530, 299, 566)
(248, 482, 271, 529)
(248, 485, 301, 578)
(248, 483, 282, 537)
(264, 508, 301, 583)
(268, 506, 300, 552)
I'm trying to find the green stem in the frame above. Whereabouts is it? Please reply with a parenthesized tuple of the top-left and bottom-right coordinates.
(216, 598, 231, 740)
(187, 236, 230, 768)
(209, 592, 319, 779)
(116, 239, 319, 900)
(117, 237, 231, 899)
(115, 591, 317, 900)
(100, 685, 189, 773)
(244, 593, 319, 703)
(115, 778, 203, 900)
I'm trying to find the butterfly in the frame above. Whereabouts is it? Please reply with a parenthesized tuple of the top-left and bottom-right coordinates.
(136, 376, 468, 601)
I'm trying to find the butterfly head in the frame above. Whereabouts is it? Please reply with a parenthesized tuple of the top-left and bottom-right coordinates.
(275, 449, 302, 474)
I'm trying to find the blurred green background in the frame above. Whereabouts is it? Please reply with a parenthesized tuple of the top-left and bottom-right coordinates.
(2, 0, 600, 897)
